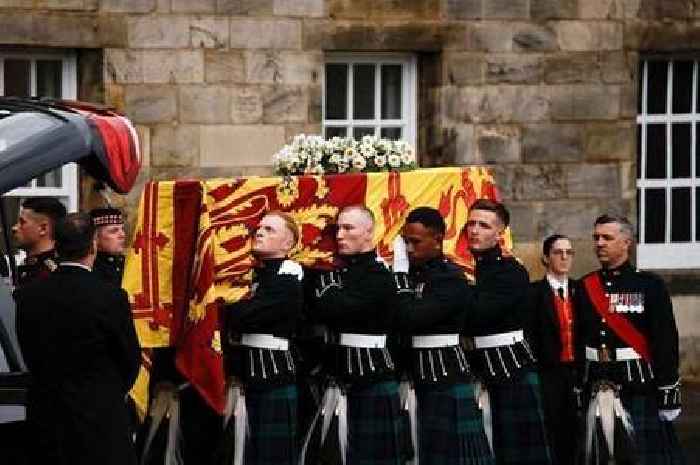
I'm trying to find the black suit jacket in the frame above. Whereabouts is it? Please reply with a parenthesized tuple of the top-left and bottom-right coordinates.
(528, 278, 579, 369)
(14, 264, 141, 465)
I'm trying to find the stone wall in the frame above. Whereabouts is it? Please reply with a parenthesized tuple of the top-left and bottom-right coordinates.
(1, 0, 700, 376)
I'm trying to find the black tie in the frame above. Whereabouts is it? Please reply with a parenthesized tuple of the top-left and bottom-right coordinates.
(557, 287, 565, 300)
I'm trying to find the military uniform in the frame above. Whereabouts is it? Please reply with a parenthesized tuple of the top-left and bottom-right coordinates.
(395, 256, 493, 465)
(92, 252, 125, 288)
(300, 251, 405, 465)
(16, 249, 58, 287)
(220, 258, 303, 465)
(575, 262, 684, 465)
(467, 245, 551, 465)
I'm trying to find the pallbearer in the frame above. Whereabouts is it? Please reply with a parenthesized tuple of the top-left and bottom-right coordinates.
(575, 215, 684, 465)
(464, 199, 551, 465)
(393, 207, 493, 465)
(300, 205, 405, 465)
(90, 207, 127, 287)
(221, 211, 303, 465)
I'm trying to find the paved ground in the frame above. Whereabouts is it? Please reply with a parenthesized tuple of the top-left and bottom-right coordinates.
(676, 381, 700, 461)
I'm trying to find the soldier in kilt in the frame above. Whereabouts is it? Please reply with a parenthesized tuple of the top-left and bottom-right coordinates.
(574, 214, 685, 465)
(463, 199, 552, 465)
(393, 207, 493, 465)
(90, 207, 127, 288)
(220, 211, 303, 465)
(300, 205, 405, 465)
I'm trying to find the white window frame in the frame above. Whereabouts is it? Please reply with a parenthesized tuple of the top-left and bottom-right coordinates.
(0, 49, 78, 212)
(323, 53, 418, 150)
(637, 58, 700, 269)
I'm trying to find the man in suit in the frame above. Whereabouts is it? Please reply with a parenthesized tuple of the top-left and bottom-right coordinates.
(529, 234, 579, 465)
(14, 212, 141, 465)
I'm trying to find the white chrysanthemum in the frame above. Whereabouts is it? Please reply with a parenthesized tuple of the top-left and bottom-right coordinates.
(352, 155, 367, 170)
(388, 154, 401, 168)
(400, 149, 415, 165)
(374, 154, 387, 167)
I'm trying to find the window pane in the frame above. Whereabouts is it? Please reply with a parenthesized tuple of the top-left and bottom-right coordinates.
(644, 188, 666, 243)
(36, 60, 62, 98)
(353, 127, 375, 139)
(696, 187, 700, 241)
(672, 60, 693, 114)
(381, 65, 402, 120)
(671, 187, 691, 242)
(4, 59, 31, 97)
(645, 124, 666, 179)
(353, 64, 375, 120)
(671, 123, 691, 178)
(380, 127, 402, 140)
(646, 61, 668, 114)
(325, 126, 346, 138)
(325, 64, 347, 120)
(636, 125, 642, 179)
(697, 123, 700, 177)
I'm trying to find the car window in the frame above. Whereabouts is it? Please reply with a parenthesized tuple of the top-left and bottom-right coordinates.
(0, 111, 61, 153)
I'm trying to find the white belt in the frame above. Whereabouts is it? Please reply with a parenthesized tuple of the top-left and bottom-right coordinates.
(241, 333, 289, 351)
(473, 330, 524, 349)
(585, 346, 641, 362)
(339, 333, 386, 348)
(411, 334, 460, 348)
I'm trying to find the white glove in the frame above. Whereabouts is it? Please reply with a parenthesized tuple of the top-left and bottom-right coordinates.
(392, 235, 410, 273)
(658, 408, 681, 422)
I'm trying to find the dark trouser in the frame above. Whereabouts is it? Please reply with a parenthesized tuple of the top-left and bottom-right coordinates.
(0, 421, 30, 465)
(539, 364, 579, 465)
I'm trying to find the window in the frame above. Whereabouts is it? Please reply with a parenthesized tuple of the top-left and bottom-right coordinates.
(323, 54, 417, 148)
(637, 58, 700, 269)
(0, 50, 78, 217)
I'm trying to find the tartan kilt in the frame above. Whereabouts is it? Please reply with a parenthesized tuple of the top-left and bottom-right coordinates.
(487, 369, 552, 465)
(219, 384, 298, 465)
(416, 383, 495, 465)
(581, 391, 685, 465)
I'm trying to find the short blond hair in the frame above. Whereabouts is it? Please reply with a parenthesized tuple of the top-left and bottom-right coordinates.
(264, 211, 300, 248)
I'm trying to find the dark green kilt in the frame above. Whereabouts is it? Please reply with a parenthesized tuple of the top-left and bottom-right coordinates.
(487, 370, 552, 465)
(416, 382, 495, 465)
(581, 391, 685, 465)
(218, 384, 297, 465)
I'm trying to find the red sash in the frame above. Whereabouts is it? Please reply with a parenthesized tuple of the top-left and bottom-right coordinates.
(582, 273, 651, 362)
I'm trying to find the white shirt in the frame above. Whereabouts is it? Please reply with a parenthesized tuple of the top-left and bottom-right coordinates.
(546, 273, 568, 299)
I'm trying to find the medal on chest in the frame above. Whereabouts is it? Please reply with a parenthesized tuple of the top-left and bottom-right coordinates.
(608, 292, 644, 314)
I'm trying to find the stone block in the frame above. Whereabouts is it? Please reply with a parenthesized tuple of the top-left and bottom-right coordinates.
(584, 122, 636, 161)
(600, 51, 633, 84)
(444, 0, 482, 19)
(284, 123, 322, 142)
(443, 52, 484, 85)
(200, 125, 286, 167)
(124, 85, 177, 124)
(217, 0, 274, 14)
(230, 19, 301, 49)
(262, 85, 308, 123)
(142, 50, 204, 84)
(308, 84, 322, 123)
(475, 125, 521, 163)
(246, 51, 322, 85)
(156, 0, 170, 12)
(485, 55, 542, 84)
(550, 85, 621, 121)
(180, 86, 231, 124)
(544, 53, 600, 84)
(554, 21, 623, 51)
(105, 83, 125, 112)
(638, 0, 691, 19)
(483, 0, 528, 18)
(619, 82, 637, 118)
(0, 13, 34, 45)
(523, 124, 584, 163)
(190, 17, 229, 48)
(172, 0, 216, 12)
(471, 22, 558, 52)
(205, 50, 245, 83)
(128, 16, 190, 48)
(512, 23, 559, 52)
(104, 49, 143, 84)
(499, 164, 567, 201)
(97, 14, 128, 47)
(0, 0, 32, 7)
(231, 86, 263, 124)
(29, 14, 100, 47)
(443, 85, 549, 124)
(38, 0, 95, 10)
(531, 0, 577, 18)
(274, 0, 325, 17)
(135, 125, 150, 168)
(100, 0, 155, 12)
(151, 124, 200, 167)
(566, 163, 620, 198)
(578, 0, 622, 18)
(442, 124, 477, 164)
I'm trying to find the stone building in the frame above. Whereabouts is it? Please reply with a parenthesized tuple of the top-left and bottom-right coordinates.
(0, 0, 699, 378)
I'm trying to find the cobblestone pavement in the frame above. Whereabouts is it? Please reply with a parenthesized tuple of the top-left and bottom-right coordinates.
(677, 381, 700, 461)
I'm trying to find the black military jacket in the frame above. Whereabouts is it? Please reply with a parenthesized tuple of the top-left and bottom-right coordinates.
(309, 251, 397, 382)
(574, 262, 680, 389)
(16, 249, 58, 287)
(92, 252, 125, 288)
(469, 245, 531, 336)
(223, 258, 303, 384)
